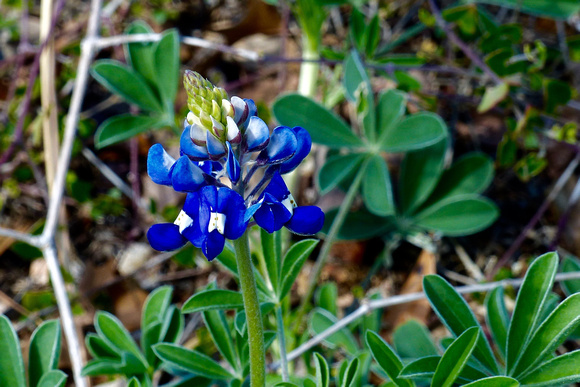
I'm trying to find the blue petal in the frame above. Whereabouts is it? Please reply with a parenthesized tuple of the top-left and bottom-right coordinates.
(203, 231, 225, 261)
(171, 156, 206, 192)
(245, 116, 270, 152)
(245, 98, 257, 119)
(280, 126, 312, 174)
(217, 187, 247, 239)
(181, 192, 204, 248)
(245, 199, 264, 223)
(226, 142, 241, 184)
(285, 206, 325, 235)
(147, 223, 187, 251)
(206, 131, 226, 160)
(258, 126, 297, 165)
(147, 144, 175, 186)
(264, 172, 290, 201)
(254, 204, 276, 233)
(180, 127, 209, 160)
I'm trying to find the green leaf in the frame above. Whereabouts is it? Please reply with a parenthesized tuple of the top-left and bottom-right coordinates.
(310, 308, 359, 354)
(316, 282, 338, 316)
(273, 93, 364, 148)
(462, 376, 519, 387)
(506, 252, 558, 375)
(485, 287, 509, 360)
(318, 153, 366, 195)
(314, 352, 330, 387)
(154, 29, 180, 106)
(203, 309, 239, 372)
(85, 333, 121, 359)
(519, 349, 580, 385)
(376, 89, 407, 145)
(91, 60, 163, 112)
(432, 327, 479, 387)
(341, 358, 360, 387)
(513, 293, 580, 377)
(560, 256, 580, 295)
(95, 311, 148, 368)
(29, 320, 61, 387)
(124, 21, 156, 88)
(478, 82, 509, 113)
(399, 355, 488, 382)
(473, 0, 580, 19)
(423, 275, 499, 374)
(280, 239, 319, 299)
(399, 139, 447, 214)
(363, 154, 395, 216)
(0, 315, 26, 387)
(416, 195, 499, 236)
(261, 228, 281, 296)
(81, 359, 123, 376)
(153, 343, 234, 380)
(235, 303, 275, 336)
(381, 112, 447, 152)
(182, 289, 244, 313)
(349, 8, 366, 51)
(127, 376, 142, 387)
(366, 331, 414, 387)
(142, 322, 162, 367)
(36, 370, 67, 387)
(344, 50, 375, 141)
(422, 152, 495, 208)
(393, 319, 439, 359)
(142, 286, 173, 331)
(365, 14, 381, 57)
(95, 114, 167, 149)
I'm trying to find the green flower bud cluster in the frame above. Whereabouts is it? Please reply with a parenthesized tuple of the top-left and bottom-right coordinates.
(184, 70, 234, 140)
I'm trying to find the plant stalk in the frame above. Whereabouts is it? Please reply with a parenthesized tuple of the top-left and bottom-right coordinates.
(233, 232, 265, 387)
(293, 160, 369, 333)
(297, 37, 320, 98)
(275, 305, 289, 381)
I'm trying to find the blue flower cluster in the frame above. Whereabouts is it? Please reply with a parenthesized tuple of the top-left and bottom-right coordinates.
(146, 71, 324, 260)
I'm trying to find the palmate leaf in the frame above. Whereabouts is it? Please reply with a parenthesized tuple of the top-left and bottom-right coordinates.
(462, 376, 519, 387)
(318, 153, 366, 195)
(399, 355, 487, 383)
(273, 93, 364, 148)
(36, 370, 67, 387)
(124, 21, 156, 88)
(344, 50, 375, 141)
(471, 0, 580, 19)
(314, 353, 330, 387)
(203, 308, 239, 373)
(279, 239, 319, 300)
(376, 89, 407, 147)
(506, 252, 558, 375)
(423, 275, 499, 374)
(153, 29, 180, 107)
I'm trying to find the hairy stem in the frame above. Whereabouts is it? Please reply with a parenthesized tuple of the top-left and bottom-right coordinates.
(293, 159, 369, 333)
(275, 305, 289, 381)
(233, 232, 265, 387)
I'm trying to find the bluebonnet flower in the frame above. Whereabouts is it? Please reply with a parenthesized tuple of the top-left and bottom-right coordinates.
(146, 71, 324, 260)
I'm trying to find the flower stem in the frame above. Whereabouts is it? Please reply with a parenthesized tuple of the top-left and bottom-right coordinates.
(233, 232, 265, 387)
(297, 37, 320, 98)
(292, 159, 370, 334)
(275, 304, 290, 381)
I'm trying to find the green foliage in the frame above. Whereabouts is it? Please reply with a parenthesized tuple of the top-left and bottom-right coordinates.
(275, 50, 498, 248)
(0, 316, 65, 387)
(364, 252, 580, 386)
(90, 21, 180, 148)
(83, 286, 183, 385)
